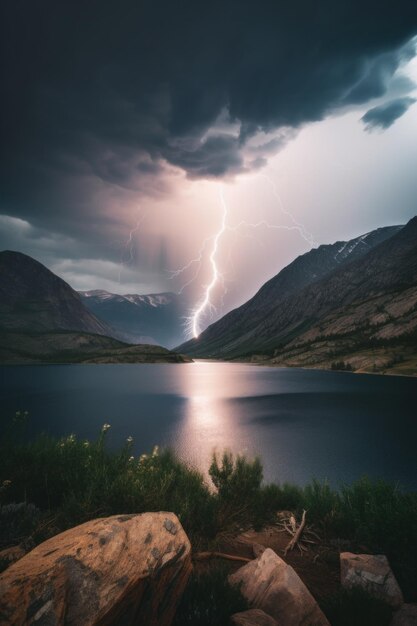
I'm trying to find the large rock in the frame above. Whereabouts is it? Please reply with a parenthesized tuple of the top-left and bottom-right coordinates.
(340, 552, 404, 608)
(0, 512, 192, 626)
(231, 608, 280, 626)
(228, 548, 330, 626)
(390, 604, 417, 626)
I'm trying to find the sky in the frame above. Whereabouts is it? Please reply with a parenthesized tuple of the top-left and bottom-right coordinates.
(1, 1, 417, 337)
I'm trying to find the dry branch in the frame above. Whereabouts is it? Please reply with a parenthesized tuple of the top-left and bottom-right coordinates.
(284, 509, 307, 556)
(193, 551, 252, 563)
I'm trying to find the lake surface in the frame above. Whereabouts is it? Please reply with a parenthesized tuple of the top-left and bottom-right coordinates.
(1, 361, 416, 489)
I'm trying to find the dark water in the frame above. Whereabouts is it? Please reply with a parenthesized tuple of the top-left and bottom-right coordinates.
(1, 361, 416, 489)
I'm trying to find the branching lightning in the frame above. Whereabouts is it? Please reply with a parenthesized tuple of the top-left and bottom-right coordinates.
(174, 178, 316, 339)
(261, 174, 316, 247)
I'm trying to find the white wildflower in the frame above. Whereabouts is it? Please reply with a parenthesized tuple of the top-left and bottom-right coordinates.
(126, 436, 133, 444)
(102, 423, 111, 432)
(152, 445, 159, 457)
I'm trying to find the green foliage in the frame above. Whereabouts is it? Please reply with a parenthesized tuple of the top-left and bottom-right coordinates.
(322, 587, 392, 626)
(0, 428, 215, 544)
(172, 564, 247, 626)
(1, 424, 416, 600)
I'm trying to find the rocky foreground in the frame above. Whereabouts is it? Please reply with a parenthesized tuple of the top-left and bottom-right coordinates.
(0, 512, 415, 626)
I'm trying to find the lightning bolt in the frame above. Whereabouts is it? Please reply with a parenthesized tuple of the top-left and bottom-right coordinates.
(171, 175, 316, 339)
(190, 187, 228, 338)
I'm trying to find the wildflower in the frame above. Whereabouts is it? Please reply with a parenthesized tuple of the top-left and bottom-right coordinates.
(59, 442, 65, 448)
(67, 434, 76, 443)
(83, 441, 89, 448)
(128, 456, 134, 462)
(126, 436, 133, 444)
(152, 445, 159, 457)
(2, 480, 12, 487)
(139, 454, 147, 464)
(102, 423, 111, 432)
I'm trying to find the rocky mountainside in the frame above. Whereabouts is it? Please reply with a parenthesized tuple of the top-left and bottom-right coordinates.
(178, 219, 417, 375)
(79, 289, 185, 348)
(0, 251, 112, 336)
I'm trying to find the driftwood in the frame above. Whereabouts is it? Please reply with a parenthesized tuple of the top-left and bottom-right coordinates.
(277, 510, 320, 555)
(284, 509, 307, 556)
(193, 551, 252, 563)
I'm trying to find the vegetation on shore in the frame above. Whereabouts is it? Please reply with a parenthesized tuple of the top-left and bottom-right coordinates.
(1, 416, 417, 623)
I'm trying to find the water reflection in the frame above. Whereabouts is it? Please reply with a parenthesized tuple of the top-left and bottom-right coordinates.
(174, 361, 251, 472)
(1, 362, 416, 488)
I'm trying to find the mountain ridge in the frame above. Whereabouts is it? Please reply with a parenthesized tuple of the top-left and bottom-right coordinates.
(177, 219, 417, 375)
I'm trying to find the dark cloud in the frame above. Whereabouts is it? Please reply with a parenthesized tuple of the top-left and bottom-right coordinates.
(1, 0, 417, 233)
(361, 96, 416, 130)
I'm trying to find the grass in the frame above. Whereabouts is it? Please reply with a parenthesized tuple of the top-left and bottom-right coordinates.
(1, 417, 417, 606)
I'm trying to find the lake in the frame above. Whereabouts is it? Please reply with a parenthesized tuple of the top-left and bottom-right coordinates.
(1, 361, 416, 489)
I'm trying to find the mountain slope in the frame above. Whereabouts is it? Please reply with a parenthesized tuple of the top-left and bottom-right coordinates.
(0, 331, 191, 364)
(0, 251, 112, 336)
(0, 251, 190, 364)
(178, 224, 404, 357)
(79, 290, 185, 348)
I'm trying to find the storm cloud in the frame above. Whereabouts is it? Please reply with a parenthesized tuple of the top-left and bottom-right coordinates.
(361, 96, 417, 130)
(2, 2, 417, 220)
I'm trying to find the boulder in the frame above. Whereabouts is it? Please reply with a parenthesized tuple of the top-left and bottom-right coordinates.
(390, 604, 417, 625)
(228, 547, 330, 626)
(0, 545, 26, 568)
(0, 512, 192, 626)
(340, 552, 404, 608)
(231, 608, 280, 626)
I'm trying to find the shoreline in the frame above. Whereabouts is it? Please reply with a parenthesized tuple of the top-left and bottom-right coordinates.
(192, 357, 417, 379)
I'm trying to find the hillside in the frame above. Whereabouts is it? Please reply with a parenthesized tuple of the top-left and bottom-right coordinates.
(0, 251, 189, 364)
(0, 251, 112, 336)
(178, 219, 417, 375)
(0, 331, 191, 364)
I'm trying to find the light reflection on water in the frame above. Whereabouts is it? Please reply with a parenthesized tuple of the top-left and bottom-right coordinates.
(0, 361, 416, 488)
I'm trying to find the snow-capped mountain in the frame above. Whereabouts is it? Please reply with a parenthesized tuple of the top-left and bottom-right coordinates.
(79, 290, 187, 348)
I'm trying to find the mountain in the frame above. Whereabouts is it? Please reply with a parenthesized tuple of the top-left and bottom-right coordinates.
(0, 251, 190, 364)
(79, 289, 186, 348)
(0, 251, 112, 336)
(178, 220, 417, 375)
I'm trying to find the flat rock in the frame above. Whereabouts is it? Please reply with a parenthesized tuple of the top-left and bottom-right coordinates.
(231, 608, 280, 626)
(229, 547, 330, 626)
(340, 552, 404, 608)
(0, 512, 192, 626)
(390, 604, 417, 625)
